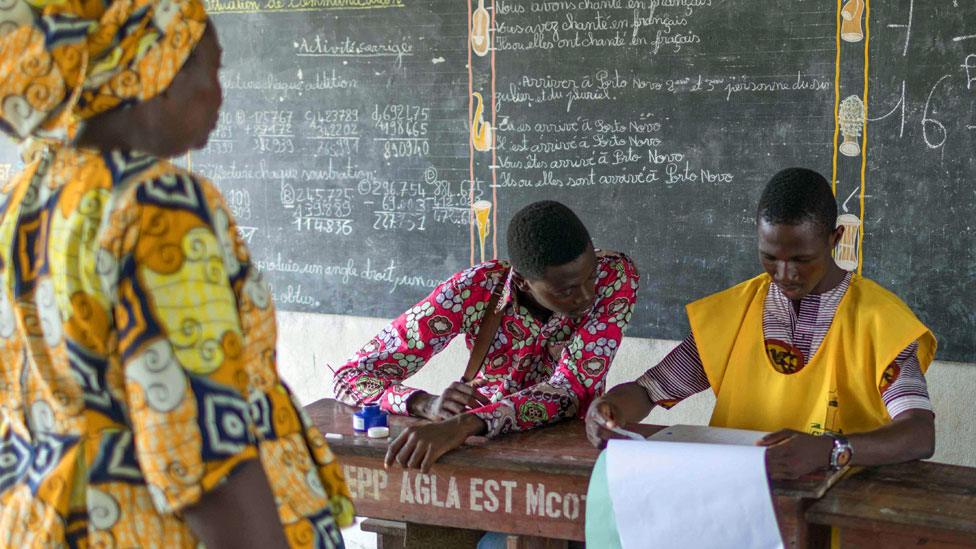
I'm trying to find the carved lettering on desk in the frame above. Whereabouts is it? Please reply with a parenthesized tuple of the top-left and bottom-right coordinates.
(341, 464, 586, 518)
(525, 482, 583, 520)
(344, 464, 389, 501)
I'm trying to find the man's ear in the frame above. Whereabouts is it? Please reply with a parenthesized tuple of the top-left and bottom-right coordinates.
(830, 225, 844, 248)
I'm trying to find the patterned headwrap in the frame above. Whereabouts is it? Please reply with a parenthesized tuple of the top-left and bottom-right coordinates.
(0, 0, 207, 143)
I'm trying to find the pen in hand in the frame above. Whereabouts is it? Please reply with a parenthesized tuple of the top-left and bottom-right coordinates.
(595, 414, 646, 441)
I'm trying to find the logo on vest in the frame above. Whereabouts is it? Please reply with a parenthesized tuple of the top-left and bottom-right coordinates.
(765, 339, 807, 374)
(879, 361, 901, 392)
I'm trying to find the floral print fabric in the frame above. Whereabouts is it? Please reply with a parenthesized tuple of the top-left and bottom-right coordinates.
(0, 146, 351, 548)
(333, 252, 640, 437)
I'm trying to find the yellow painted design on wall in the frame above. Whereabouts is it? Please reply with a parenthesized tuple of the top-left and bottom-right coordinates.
(471, 92, 492, 152)
(833, 0, 870, 274)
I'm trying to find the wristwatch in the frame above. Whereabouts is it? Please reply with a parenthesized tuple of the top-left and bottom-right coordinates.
(829, 434, 853, 470)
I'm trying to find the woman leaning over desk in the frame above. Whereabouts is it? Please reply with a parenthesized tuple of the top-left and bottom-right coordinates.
(0, 2, 351, 547)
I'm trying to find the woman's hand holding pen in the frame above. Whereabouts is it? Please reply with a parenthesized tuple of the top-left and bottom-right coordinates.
(407, 381, 492, 420)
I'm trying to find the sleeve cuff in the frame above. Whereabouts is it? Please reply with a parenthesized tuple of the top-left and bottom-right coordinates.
(885, 395, 934, 418)
(635, 374, 679, 409)
(470, 401, 513, 438)
(379, 385, 424, 416)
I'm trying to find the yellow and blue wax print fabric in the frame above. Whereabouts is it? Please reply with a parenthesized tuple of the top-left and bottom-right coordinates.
(0, 0, 207, 142)
(0, 146, 352, 547)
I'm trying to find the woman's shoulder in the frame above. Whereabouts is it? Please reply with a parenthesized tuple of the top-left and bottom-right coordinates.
(100, 152, 227, 217)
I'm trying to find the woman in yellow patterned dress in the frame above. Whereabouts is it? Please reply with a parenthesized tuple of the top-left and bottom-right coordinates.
(0, 0, 353, 547)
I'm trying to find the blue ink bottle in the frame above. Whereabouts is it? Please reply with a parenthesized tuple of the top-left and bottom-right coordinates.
(353, 404, 387, 433)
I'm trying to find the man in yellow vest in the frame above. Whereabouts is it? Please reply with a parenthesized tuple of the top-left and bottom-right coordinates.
(586, 167, 936, 479)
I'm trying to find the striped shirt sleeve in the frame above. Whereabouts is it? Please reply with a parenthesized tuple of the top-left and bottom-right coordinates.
(636, 336, 933, 417)
(881, 341, 933, 417)
(635, 334, 711, 408)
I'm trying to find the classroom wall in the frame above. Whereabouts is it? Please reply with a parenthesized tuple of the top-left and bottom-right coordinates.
(277, 311, 976, 468)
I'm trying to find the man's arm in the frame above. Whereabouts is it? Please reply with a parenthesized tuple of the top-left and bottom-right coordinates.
(333, 273, 471, 416)
(385, 413, 488, 473)
(406, 381, 490, 420)
(849, 409, 935, 464)
(585, 381, 655, 447)
(331, 325, 430, 416)
(586, 333, 712, 447)
(849, 341, 936, 464)
(331, 318, 438, 415)
(760, 409, 934, 479)
(331, 265, 504, 415)
(762, 342, 936, 478)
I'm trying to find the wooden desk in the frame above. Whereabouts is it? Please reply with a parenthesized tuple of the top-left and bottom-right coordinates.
(306, 398, 836, 548)
(806, 461, 976, 548)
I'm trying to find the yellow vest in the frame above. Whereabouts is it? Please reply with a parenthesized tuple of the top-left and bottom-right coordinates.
(687, 273, 936, 435)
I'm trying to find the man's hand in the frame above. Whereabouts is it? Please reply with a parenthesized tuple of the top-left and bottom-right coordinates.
(758, 429, 833, 480)
(585, 382, 655, 448)
(385, 414, 487, 473)
(585, 395, 625, 448)
(408, 382, 491, 420)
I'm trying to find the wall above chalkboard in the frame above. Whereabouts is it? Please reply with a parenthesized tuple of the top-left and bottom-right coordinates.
(3, 0, 970, 361)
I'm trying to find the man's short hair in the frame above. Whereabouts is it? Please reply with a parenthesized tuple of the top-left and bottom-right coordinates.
(507, 200, 591, 279)
(757, 168, 838, 235)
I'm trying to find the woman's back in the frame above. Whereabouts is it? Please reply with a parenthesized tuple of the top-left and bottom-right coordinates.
(0, 146, 351, 547)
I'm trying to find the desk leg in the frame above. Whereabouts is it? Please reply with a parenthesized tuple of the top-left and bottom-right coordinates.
(774, 496, 831, 549)
(404, 522, 484, 549)
(377, 532, 405, 549)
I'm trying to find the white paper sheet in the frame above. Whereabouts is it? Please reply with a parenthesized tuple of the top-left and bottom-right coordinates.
(606, 438, 783, 549)
(649, 424, 768, 446)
